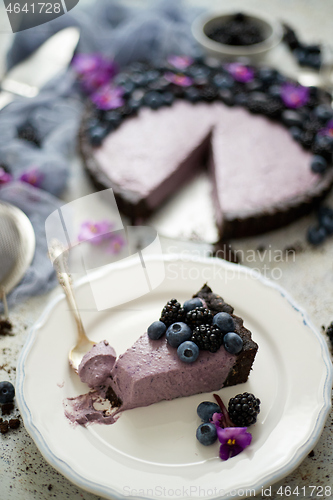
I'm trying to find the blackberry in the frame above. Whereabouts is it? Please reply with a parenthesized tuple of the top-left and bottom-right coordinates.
(191, 324, 223, 353)
(160, 299, 185, 327)
(186, 307, 213, 328)
(228, 392, 261, 427)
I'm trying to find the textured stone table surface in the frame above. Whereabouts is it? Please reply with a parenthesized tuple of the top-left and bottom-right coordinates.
(1, 0, 333, 499)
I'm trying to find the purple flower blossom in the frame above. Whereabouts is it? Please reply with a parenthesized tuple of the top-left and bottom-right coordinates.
(0, 167, 12, 185)
(319, 119, 333, 137)
(108, 234, 126, 254)
(90, 84, 125, 110)
(72, 54, 118, 95)
(78, 220, 115, 245)
(164, 72, 193, 87)
(19, 166, 43, 187)
(280, 83, 309, 109)
(226, 63, 254, 83)
(167, 55, 194, 70)
(215, 426, 252, 461)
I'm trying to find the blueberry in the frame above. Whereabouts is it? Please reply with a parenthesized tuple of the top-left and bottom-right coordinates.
(245, 79, 263, 92)
(177, 341, 199, 363)
(197, 401, 221, 422)
(166, 322, 192, 348)
(184, 87, 200, 102)
(196, 423, 217, 446)
(268, 84, 281, 99)
(311, 155, 328, 174)
(213, 73, 234, 89)
(162, 91, 175, 106)
(218, 89, 234, 106)
(213, 312, 235, 334)
(143, 91, 164, 109)
(307, 225, 327, 245)
(104, 110, 122, 128)
(318, 207, 333, 234)
(88, 125, 108, 147)
(147, 321, 166, 340)
(289, 126, 302, 142)
(281, 110, 303, 128)
(314, 134, 333, 150)
(183, 298, 202, 313)
(0, 381, 15, 404)
(257, 67, 276, 85)
(131, 72, 148, 87)
(314, 104, 333, 122)
(120, 81, 135, 97)
(234, 93, 248, 106)
(223, 332, 243, 354)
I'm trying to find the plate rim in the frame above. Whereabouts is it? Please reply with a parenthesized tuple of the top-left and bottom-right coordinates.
(16, 254, 333, 500)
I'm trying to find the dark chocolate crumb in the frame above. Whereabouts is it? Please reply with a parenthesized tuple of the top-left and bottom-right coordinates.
(1, 402, 14, 415)
(308, 450, 315, 457)
(0, 318, 13, 336)
(8, 418, 20, 429)
(0, 420, 9, 434)
(48, 484, 53, 491)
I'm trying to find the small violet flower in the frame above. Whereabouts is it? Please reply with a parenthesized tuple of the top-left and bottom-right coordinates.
(0, 167, 12, 185)
(215, 424, 252, 461)
(226, 63, 254, 83)
(72, 54, 117, 95)
(78, 220, 115, 245)
(211, 393, 252, 461)
(167, 55, 194, 70)
(108, 234, 126, 254)
(319, 119, 333, 137)
(164, 72, 193, 87)
(19, 166, 43, 187)
(280, 83, 309, 109)
(91, 84, 125, 110)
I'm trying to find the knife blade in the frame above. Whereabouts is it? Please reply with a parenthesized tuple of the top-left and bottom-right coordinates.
(0, 27, 80, 109)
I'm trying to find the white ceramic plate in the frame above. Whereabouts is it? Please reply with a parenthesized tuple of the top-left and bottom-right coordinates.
(16, 255, 332, 500)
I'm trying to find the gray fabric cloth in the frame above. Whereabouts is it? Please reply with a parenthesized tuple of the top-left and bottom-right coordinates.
(0, 0, 203, 310)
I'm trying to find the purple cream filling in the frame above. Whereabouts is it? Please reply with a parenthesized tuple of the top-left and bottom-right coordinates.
(92, 101, 319, 221)
(108, 332, 236, 412)
(78, 340, 116, 388)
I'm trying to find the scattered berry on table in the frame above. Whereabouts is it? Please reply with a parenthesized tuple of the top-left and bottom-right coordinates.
(228, 392, 261, 426)
(191, 324, 224, 352)
(223, 332, 243, 354)
(0, 381, 15, 404)
(318, 206, 333, 234)
(196, 422, 218, 446)
(197, 401, 221, 422)
(307, 225, 327, 246)
(186, 307, 213, 328)
(166, 322, 192, 348)
(177, 341, 199, 363)
(160, 299, 185, 327)
(212, 312, 235, 334)
(147, 321, 166, 340)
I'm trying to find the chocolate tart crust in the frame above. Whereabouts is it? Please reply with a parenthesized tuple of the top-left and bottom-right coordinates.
(194, 284, 258, 386)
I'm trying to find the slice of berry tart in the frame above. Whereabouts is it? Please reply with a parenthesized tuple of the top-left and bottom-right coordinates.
(73, 284, 258, 422)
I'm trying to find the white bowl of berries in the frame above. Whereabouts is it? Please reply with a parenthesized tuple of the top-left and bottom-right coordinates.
(192, 11, 283, 61)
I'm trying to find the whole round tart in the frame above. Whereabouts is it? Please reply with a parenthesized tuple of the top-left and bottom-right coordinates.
(78, 56, 333, 239)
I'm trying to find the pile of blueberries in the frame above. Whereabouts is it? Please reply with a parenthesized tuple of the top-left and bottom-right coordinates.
(85, 58, 333, 180)
(206, 13, 265, 47)
(307, 206, 333, 245)
(147, 297, 243, 363)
